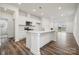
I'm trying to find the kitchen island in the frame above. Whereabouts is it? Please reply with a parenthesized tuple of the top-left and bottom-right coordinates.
(26, 30, 57, 55)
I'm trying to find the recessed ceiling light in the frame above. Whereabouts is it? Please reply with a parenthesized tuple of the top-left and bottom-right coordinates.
(58, 6, 62, 10)
(33, 9, 36, 12)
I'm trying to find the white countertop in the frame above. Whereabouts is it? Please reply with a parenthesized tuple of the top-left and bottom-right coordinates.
(26, 30, 55, 33)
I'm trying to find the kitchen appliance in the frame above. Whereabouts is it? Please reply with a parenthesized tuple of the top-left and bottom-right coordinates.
(26, 21, 32, 26)
(25, 21, 33, 31)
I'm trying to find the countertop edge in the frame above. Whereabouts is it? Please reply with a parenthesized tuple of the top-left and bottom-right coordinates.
(26, 30, 55, 33)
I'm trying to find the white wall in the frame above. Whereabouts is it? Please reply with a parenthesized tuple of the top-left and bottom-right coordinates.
(41, 18, 53, 31)
(73, 5, 79, 46)
(17, 15, 27, 39)
(66, 22, 73, 33)
(7, 17, 15, 38)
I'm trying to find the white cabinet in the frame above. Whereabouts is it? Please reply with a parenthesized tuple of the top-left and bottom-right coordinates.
(17, 15, 41, 40)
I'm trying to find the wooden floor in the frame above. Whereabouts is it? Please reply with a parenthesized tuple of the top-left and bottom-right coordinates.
(0, 39, 33, 55)
(0, 32, 79, 55)
(40, 32, 79, 55)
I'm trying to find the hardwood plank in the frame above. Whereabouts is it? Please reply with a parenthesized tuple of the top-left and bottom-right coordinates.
(40, 32, 79, 55)
(0, 39, 32, 55)
(0, 32, 79, 55)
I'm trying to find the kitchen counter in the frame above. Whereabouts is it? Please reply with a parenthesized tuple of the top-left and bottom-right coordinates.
(26, 30, 57, 55)
(26, 30, 55, 33)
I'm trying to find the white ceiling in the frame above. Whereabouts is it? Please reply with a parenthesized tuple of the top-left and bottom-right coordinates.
(7, 3, 77, 17)
(0, 3, 78, 22)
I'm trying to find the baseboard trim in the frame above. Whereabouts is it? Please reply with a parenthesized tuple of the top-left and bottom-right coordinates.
(15, 38, 26, 42)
